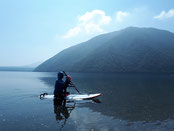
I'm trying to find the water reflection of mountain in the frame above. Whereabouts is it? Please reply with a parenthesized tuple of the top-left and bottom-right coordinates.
(39, 73, 174, 122)
(39, 77, 55, 88)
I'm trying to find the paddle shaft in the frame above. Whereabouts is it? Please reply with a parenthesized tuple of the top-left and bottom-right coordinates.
(63, 71, 81, 94)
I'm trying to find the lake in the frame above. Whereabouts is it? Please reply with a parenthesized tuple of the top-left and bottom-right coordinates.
(0, 71, 174, 131)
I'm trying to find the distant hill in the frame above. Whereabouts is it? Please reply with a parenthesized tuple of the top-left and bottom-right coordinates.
(0, 67, 34, 72)
(34, 27, 174, 73)
(0, 62, 42, 72)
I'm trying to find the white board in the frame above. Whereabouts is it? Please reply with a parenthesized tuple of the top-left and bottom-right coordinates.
(41, 93, 101, 100)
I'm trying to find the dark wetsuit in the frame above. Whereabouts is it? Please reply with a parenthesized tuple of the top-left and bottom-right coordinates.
(54, 79, 69, 97)
(54, 72, 70, 99)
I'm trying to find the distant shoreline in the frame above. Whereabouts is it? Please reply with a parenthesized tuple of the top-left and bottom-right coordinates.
(0, 67, 34, 72)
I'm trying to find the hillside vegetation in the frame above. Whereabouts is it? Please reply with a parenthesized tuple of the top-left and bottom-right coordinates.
(34, 27, 174, 73)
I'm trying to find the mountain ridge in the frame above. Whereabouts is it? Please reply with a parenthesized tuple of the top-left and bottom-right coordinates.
(34, 27, 174, 73)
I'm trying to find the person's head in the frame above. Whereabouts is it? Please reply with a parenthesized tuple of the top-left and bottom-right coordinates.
(57, 71, 64, 80)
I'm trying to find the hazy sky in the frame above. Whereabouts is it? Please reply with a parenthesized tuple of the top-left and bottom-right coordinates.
(0, 0, 174, 66)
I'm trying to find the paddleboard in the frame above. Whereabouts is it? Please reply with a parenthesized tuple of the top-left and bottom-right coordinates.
(40, 93, 101, 100)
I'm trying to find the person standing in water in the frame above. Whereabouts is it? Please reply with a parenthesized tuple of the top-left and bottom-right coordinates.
(54, 71, 71, 99)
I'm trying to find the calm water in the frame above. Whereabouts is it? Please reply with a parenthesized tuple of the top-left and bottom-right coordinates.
(1, 72, 174, 131)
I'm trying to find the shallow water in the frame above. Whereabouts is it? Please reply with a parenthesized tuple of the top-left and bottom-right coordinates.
(0, 71, 174, 131)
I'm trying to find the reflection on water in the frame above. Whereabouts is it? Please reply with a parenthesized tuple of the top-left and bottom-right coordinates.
(53, 99, 75, 131)
(39, 73, 174, 123)
(1, 72, 174, 130)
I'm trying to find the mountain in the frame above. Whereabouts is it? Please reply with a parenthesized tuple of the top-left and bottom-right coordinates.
(34, 27, 174, 73)
(0, 62, 43, 72)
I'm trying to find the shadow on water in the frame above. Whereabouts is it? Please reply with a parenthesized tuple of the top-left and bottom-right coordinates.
(39, 73, 174, 123)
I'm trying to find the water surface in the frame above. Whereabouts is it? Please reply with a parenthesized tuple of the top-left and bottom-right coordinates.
(1, 71, 174, 131)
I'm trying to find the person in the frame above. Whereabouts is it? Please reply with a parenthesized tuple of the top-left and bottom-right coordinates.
(54, 71, 71, 99)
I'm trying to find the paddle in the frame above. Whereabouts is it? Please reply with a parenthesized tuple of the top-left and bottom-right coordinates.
(63, 71, 81, 94)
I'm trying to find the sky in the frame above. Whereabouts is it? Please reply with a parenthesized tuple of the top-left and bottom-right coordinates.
(0, 0, 174, 66)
